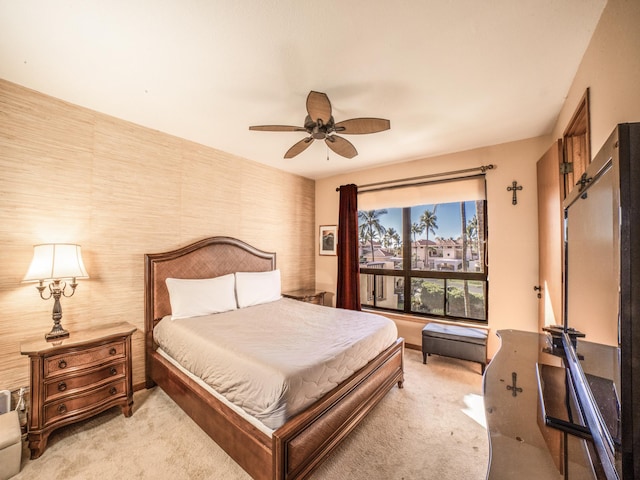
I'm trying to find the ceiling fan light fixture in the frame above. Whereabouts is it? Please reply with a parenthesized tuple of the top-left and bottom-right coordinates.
(249, 91, 390, 159)
(312, 129, 325, 140)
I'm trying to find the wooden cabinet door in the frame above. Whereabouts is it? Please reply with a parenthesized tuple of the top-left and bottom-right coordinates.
(537, 140, 564, 331)
(563, 89, 591, 198)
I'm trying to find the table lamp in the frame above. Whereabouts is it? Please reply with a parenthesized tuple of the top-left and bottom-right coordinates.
(23, 244, 89, 340)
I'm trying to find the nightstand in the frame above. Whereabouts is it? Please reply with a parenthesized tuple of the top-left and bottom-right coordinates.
(283, 289, 326, 305)
(20, 322, 137, 459)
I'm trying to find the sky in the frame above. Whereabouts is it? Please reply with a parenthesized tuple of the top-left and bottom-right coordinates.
(370, 201, 477, 240)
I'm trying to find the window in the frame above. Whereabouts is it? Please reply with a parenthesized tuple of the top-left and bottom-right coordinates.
(357, 176, 488, 323)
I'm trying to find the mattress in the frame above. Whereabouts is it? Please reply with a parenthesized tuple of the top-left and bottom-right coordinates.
(153, 297, 398, 429)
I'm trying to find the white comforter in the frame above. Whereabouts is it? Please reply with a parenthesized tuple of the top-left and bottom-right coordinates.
(153, 298, 398, 429)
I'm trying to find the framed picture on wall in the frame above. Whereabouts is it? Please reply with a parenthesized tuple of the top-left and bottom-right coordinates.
(319, 225, 337, 255)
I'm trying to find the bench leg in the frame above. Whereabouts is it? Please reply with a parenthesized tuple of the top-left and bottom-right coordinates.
(423, 352, 428, 364)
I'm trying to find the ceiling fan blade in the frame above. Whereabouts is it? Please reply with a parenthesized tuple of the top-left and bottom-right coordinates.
(249, 125, 305, 132)
(306, 91, 332, 125)
(325, 135, 358, 159)
(284, 137, 314, 158)
(334, 118, 390, 135)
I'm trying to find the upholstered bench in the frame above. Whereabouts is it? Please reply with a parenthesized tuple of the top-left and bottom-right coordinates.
(422, 323, 488, 374)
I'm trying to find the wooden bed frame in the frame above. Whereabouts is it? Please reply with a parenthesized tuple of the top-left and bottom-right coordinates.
(144, 236, 405, 480)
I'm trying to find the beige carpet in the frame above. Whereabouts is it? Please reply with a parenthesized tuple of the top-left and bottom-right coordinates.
(12, 349, 488, 479)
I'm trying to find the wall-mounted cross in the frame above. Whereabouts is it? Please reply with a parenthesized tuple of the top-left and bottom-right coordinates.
(507, 181, 523, 205)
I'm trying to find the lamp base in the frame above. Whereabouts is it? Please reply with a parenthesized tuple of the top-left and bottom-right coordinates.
(45, 326, 69, 341)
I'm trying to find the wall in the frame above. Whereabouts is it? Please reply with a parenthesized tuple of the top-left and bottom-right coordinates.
(552, 0, 640, 152)
(0, 79, 316, 391)
(316, 136, 550, 357)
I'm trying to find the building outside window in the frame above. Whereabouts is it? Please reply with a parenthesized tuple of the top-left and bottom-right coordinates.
(358, 175, 488, 323)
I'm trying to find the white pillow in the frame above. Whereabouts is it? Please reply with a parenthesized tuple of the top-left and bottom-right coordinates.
(235, 270, 282, 308)
(166, 274, 237, 320)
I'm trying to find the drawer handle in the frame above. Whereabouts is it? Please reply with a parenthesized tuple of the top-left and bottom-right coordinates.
(110, 367, 118, 376)
(57, 382, 67, 392)
(109, 387, 117, 395)
(58, 359, 67, 369)
(109, 348, 117, 355)
(57, 404, 67, 414)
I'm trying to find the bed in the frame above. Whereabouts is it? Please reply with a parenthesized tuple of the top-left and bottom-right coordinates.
(144, 236, 405, 480)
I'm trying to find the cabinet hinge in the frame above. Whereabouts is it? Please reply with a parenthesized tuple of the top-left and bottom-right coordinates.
(560, 162, 573, 175)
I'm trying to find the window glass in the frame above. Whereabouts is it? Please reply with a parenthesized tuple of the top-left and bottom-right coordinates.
(411, 278, 444, 314)
(357, 179, 488, 323)
(445, 279, 487, 321)
(410, 201, 484, 273)
(358, 208, 403, 270)
(360, 275, 404, 309)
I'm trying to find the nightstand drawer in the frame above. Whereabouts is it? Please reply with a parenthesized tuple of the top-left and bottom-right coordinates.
(43, 361, 125, 402)
(44, 340, 125, 378)
(305, 295, 324, 305)
(43, 380, 126, 426)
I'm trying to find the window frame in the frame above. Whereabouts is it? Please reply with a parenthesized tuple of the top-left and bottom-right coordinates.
(359, 202, 489, 323)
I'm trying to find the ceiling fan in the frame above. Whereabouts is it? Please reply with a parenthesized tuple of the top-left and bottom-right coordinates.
(249, 91, 390, 159)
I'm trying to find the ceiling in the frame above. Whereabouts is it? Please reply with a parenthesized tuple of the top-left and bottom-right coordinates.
(0, 1, 606, 179)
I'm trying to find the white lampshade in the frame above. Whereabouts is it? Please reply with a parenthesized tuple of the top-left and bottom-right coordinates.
(23, 244, 89, 282)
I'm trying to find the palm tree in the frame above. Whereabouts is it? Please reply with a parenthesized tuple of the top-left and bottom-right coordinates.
(460, 202, 470, 317)
(358, 210, 387, 263)
(410, 222, 424, 267)
(476, 200, 487, 320)
(381, 233, 391, 249)
(359, 229, 372, 263)
(383, 227, 401, 256)
(390, 228, 402, 256)
(475, 201, 485, 272)
(419, 206, 438, 266)
(466, 214, 478, 258)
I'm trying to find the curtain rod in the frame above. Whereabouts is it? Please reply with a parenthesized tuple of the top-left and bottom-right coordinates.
(335, 164, 494, 192)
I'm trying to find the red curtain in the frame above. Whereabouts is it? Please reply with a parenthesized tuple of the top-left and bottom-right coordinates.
(336, 184, 361, 311)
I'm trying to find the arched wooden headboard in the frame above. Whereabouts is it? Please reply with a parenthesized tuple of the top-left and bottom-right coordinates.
(144, 236, 276, 374)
